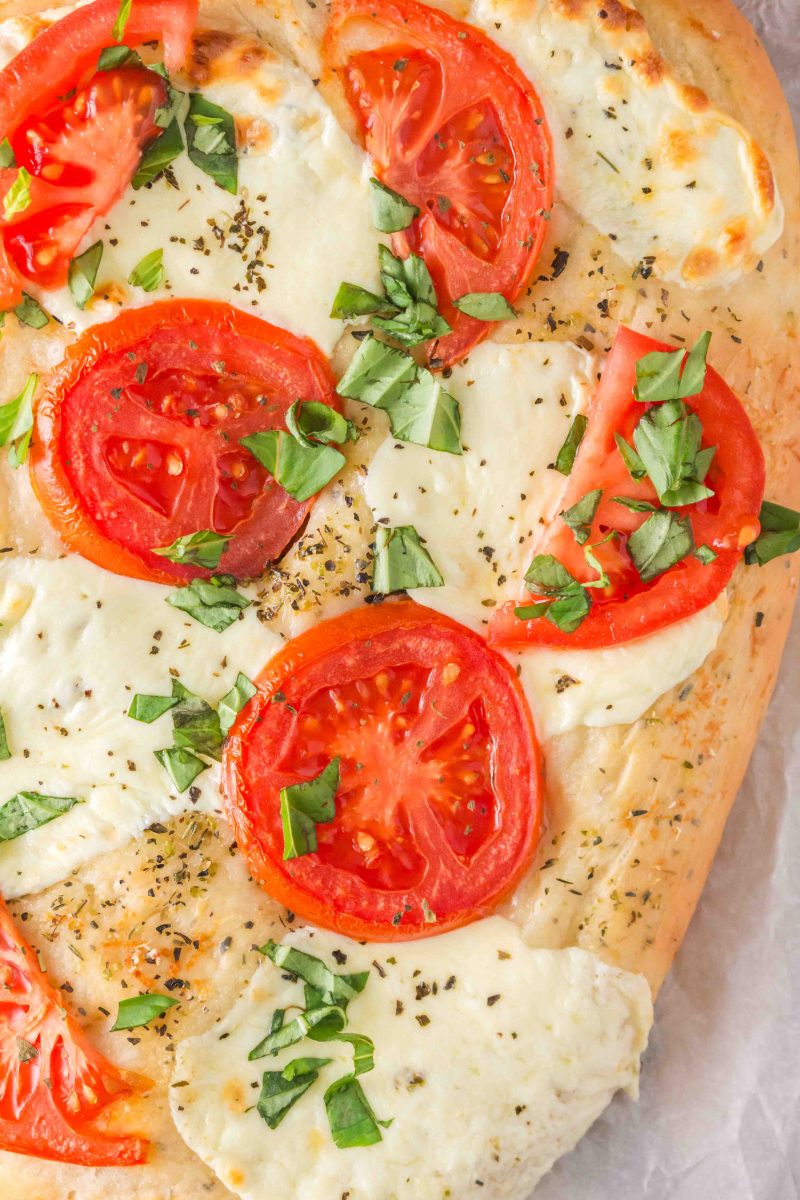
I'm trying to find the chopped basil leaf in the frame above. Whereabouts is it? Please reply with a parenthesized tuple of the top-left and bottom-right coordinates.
(330, 282, 392, 321)
(539, 583, 591, 634)
(337, 1032, 375, 1076)
(695, 544, 717, 565)
(154, 529, 230, 569)
(521, 556, 593, 633)
(111, 992, 178, 1031)
(554, 414, 587, 475)
(337, 336, 417, 408)
(514, 601, 551, 620)
(583, 535, 612, 589)
(169, 680, 223, 761)
(677, 331, 712, 399)
(0, 373, 37, 468)
(258, 940, 369, 1006)
(241, 430, 345, 503)
(627, 510, 694, 582)
(218, 672, 257, 736)
(128, 693, 179, 723)
(14, 294, 49, 329)
(372, 525, 444, 594)
(133, 117, 184, 189)
(286, 400, 357, 449)
(257, 1063, 321, 1130)
(524, 554, 575, 594)
(0, 792, 82, 843)
(744, 500, 800, 566)
(369, 178, 419, 232)
(634, 331, 711, 403)
(633, 398, 714, 507)
(153, 746, 208, 792)
(324, 1075, 388, 1149)
(0, 711, 9, 762)
(281, 759, 340, 860)
(3, 167, 31, 219)
(0, 138, 15, 168)
(610, 495, 658, 513)
(185, 93, 237, 194)
(372, 303, 450, 348)
(68, 240, 103, 310)
(281, 1056, 332, 1080)
(128, 248, 165, 292)
(615, 432, 646, 480)
(166, 573, 251, 632)
(112, 0, 132, 40)
(561, 488, 601, 546)
(249, 1003, 347, 1060)
(97, 44, 142, 70)
(452, 292, 516, 321)
(369, 248, 450, 346)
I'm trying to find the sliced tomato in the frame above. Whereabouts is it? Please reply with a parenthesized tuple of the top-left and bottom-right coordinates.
(324, 0, 552, 368)
(491, 326, 765, 649)
(0, 896, 147, 1166)
(30, 299, 340, 585)
(222, 601, 543, 941)
(0, 0, 198, 304)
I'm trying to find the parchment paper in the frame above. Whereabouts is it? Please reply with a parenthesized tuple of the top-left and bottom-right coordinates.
(534, 7, 800, 1195)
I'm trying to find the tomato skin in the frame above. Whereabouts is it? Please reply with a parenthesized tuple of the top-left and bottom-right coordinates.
(324, 0, 553, 368)
(0, 896, 147, 1166)
(0, 0, 198, 305)
(490, 326, 766, 649)
(223, 600, 544, 942)
(30, 299, 340, 585)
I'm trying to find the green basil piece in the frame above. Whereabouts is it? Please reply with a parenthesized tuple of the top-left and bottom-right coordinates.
(154, 746, 208, 792)
(379, 246, 436, 309)
(166, 574, 251, 632)
(632, 398, 715, 507)
(330, 282, 393, 321)
(128, 693, 179, 723)
(258, 940, 369, 1006)
(561, 488, 601, 546)
(241, 430, 345, 503)
(694, 544, 717, 565)
(676, 331, 712, 398)
(452, 292, 516, 321)
(218, 672, 257, 736)
(111, 992, 178, 1031)
(610, 495, 658, 513)
(554, 414, 587, 475)
(615, 432, 647, 480)
(68, 241, 103, 310)
(521, 556, 593, 633)
(170, 680, 223, 761)
(154, 529, 230, 569)
(540, 583, 592, 634)
(337, 336, 416, 408)
(634, 331, 711, 403)
(0, 711, 9, 762)
(371, 301, 450, 348)
(0, 138, 15, 168)
(337, 1032, 375, 1076)
(14, 294, 49, 329)
(3, 167, 31, 218)
(128, 248, 165, 292)
(281, 759, 340, 860)
(249, 1003, 347, 1060)
(112, 0, 132, 40)
(185, 93, 238, 194)
(0, 792, 82, 843)
(324, 1076, 389, 1149)
(369, 177, 419, 233)
(372, 525, 444, 594)
(133, 117, 184, 189)
(97, 44, 142, 71)
(286, 401, 357, 449)
(744, 500, 800, 566)
(627, 510, 694, 582)
(0, 373, 37, 469)
(281, 1056, 332, 1080)
(514, 601, 551, 621)
(524, 554, 576, 594)
(257, 1064, 321, 1130)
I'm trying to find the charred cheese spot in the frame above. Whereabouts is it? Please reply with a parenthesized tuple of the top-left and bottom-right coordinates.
(660, 127, 698, 169)
(188, 29, 277, 87)
(683, 246, 722, 282)
(630, 47, 665, 87)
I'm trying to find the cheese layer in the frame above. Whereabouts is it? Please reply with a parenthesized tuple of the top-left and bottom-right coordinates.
(0, 554, 279, 899)
(171, 917, 653, 1200)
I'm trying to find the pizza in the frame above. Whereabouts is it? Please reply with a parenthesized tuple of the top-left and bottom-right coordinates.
(0, 0, 796, 1196)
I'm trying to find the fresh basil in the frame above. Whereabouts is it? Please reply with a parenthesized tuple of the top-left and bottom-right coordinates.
(286, 401, 357, 449)
(0, 138, 15, 168)
(372, 301, 451, 348)
(372, 248, 450, 346)
(241, 429, 345, 503)
(282, 1056, 333, 1080)
(3, 167, 31, 218)
(169, 681, 223, 760)
(369, 178, 419, 232)
(218, 672, 257, 735)
(0, 792, 82, 843)
(677, 331, 712, 399)
(337, 1032, 375, 1076)
(133, 118, 184, 189)
(744, 500, 800, 566)
(324, 1075, 389, 1148)
(634, 331, 710, 403)
(112, 0, 132, 40)
(372, 525, 444, 594)
(554, 414, 587, 475)
(561, 489, 601, 546)
(128, 693, 179, 723)
(0, 711, 9, 762)
(694, 544, 717, 565)
(68, 241, 103, 309)
(258, 940, 370, 1006)
(615, 432, 647, 480)
(0, 373, 37, 468)
(518, 555, 599, 633)
(452, 292, 516, 321)
(610, 495, 658, 513)
(337, 336, 417, 407)
(249, 1003, 347, 1060)
(14, 294, 49, 329)
(330, 282, 393, 321)
(128, 248, 165, 292)
(281, 759, 340, 860)
(632, 397, 715, 507)
(97, 44, 142, 70)
(524, 554, 575, 594)
(111, 992, 178, 1031)
(154, 529, 230, 569)
(153, 746, 208, 792)
(257, 1060, 324, 1130)
(166, 574, 251, 632)
(185, 94, 237, 194)
(627, 510, 694, 582)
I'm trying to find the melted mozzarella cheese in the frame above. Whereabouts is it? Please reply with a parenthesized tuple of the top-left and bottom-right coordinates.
(463, 0, 782, 287)
(171, 917, 652, 1200)
(514, 592, 727, 739)
(0, 12, 379, 355)
(0, 554, 279, 899)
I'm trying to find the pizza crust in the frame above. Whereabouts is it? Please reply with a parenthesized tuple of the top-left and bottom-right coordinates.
(0, 0, 797, 1196)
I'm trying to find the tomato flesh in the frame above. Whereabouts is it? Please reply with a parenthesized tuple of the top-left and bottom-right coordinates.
(490, 327, 766, 649)
(0, 896, 147, 1166)
(223, 601, 543, 940)
(30, 299, 340, 585)
(325, 0, 553, 368)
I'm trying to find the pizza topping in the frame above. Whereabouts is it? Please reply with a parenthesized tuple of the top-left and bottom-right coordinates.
(0, 792, 82, 843)
(281, 759, 341, 860)
(113, 0, 133, 41)
(68, 239, 103, 308)
(185, 93, 238, 195)
(0, 372, 37, 468)
(128, 246, 165, 291)
(218, 672, 257, 735)
(155, 530, 231, 571)
(242, 401, 354, 504)
(372, 525, 444, 594)
(744, 501, 800, 565)
(111, 992, 179, 1031)
(369, 177, 418, 233)
(166, 574, 252, 632)
(451, 292, 516, 321)
(0, 713, 9, 762)
(553, 414, 588, 476)
(223, 602, 543, 941)
(13, 294, 48, 329)
(333, 244, 452, 348)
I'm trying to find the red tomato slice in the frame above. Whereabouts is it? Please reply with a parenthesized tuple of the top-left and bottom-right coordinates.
(491, 327, 765, 649)
(0, 0, 198, 305)
(30, 299, 340, 585)
(222, 601, 543, 941)
(0, 896, 147, 1166)
(324, 0, 552, 368)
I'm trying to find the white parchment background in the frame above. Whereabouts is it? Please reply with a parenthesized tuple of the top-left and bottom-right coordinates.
(534, 5, 800, 1197)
